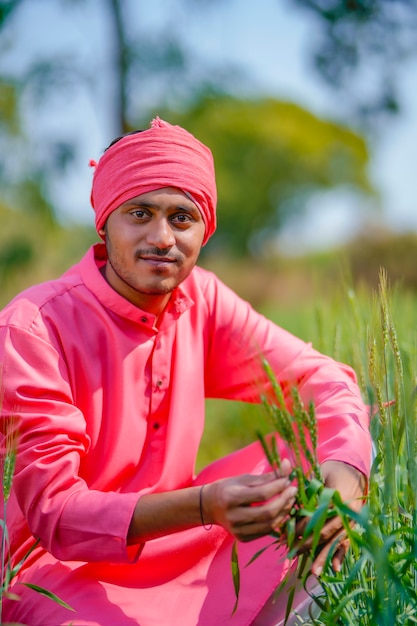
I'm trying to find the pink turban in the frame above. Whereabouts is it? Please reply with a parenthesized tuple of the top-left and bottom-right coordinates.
(90, 117, 217, 246)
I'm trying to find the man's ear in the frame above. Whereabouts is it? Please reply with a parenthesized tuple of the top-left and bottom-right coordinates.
(98, 227, 106, 238)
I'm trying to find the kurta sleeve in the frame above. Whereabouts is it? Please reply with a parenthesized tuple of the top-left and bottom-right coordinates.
(0, 324, 140, 563)
(202, 275, 372, 477)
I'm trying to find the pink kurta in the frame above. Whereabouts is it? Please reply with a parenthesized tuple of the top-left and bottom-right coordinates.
(0, 243, 371, 625)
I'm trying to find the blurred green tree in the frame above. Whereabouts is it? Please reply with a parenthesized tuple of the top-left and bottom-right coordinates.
(0, 197, 97, 305)
(0, 0, 238, 221)
(0, 0, 373, 260)
(292, 0, 417, 125)
(166, 95, 372, 256)
(0, 0, 58, 227)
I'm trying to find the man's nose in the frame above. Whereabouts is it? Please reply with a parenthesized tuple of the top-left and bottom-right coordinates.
(146, 217, 175, 248)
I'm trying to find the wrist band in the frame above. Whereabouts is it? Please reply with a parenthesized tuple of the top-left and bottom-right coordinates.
(199, 485, 213, 530)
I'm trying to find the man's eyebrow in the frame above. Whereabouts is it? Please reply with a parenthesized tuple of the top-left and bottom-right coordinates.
(126, 199, 200, 214)
(174, 203, 200, 215)
(126, 199, 158, 208)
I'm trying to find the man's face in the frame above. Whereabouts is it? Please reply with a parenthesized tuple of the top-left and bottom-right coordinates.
(99, 187, 206, 313)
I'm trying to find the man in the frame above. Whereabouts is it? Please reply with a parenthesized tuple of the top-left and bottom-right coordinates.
(1, 117, 371, 625)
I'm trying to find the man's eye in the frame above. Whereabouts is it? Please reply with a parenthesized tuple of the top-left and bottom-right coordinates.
(172, 213, 192, 224)
(131, 210, 147, 219)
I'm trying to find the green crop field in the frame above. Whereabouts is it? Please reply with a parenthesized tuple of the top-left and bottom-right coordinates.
(200, 267, 417, 625)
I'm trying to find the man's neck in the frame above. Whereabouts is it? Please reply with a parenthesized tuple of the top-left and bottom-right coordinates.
(99, 263, 172, 316)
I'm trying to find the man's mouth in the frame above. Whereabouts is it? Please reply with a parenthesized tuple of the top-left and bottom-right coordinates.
(139, 255, 176, 264)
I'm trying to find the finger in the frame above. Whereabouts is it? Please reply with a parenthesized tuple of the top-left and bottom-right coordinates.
(252, 459, 293, 483)
(331, 538, 350, 573)
(294, 511, 343, 553)
(239, 476, 296, 507)
(233, 507, 293, 543)
(231, 485, 297, 538)
(290, 514, 343, 558)
(267, 482, 298, 512)
(255, 460, 293, 480)
(310, 528, 347, 576)
(243, 470, 291, 489)
(246, 457, 294, 488)
(276, 457, 293, 477)
(241, 485, 297, 524)
(271, 486, 298, 527)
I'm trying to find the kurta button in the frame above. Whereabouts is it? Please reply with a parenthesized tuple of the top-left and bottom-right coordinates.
(140, 316, 148, 323)
(156, 379, 163, 387)
(153, 422, 160, 429)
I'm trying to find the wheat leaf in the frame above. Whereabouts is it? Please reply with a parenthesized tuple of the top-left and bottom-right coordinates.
(231, 541, 240, 615)
(21, 583, 74, 611)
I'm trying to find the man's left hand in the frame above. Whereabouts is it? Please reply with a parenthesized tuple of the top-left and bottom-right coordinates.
(297, 460, 366, 576)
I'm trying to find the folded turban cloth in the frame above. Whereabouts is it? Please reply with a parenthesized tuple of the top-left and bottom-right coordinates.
(90, 117, 217, 246)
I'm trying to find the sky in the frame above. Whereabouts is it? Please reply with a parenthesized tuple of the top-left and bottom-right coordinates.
(3, 0, 417, 254)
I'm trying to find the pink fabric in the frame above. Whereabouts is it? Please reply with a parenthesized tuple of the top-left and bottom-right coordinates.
(0, 244, 372, 625)
(90, 117, 217, 245)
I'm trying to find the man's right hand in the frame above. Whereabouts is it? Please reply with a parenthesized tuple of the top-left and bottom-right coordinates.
(202, 458, 297, 542)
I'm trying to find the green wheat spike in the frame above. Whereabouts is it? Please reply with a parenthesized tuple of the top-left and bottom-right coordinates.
(256, 430, 280, 476)
(2, 418, 18, 503)
(2, 451, 16, 503)
(291, 388, 315, 463)
(262, 358, 286, 409)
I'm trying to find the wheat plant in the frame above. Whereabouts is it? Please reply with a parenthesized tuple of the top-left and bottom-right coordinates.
(311, 270, 417, 625)
(231, 358, 360, 623)
(234, 270, 417, 625)
(1, 414, 74, 625)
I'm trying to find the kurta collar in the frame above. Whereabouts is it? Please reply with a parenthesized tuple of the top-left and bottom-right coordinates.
(79, 244, 194, 329)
